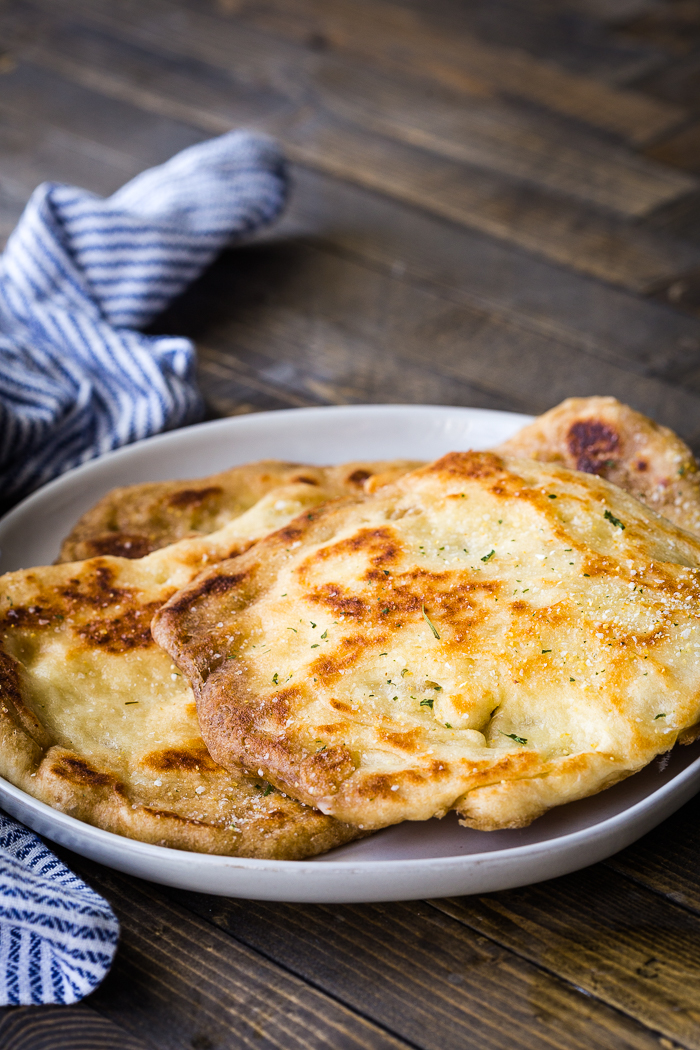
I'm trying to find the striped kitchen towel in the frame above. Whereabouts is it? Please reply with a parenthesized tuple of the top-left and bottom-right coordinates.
(0, 130, 288, 1004)
(0, 814, 119, 1005)
(0, 130, 288, 505)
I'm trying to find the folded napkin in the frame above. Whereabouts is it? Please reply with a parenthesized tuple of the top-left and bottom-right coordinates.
(0, 129, 288, 504)
(0, 815, 119, 1005)
(0, 131, 288, 1004)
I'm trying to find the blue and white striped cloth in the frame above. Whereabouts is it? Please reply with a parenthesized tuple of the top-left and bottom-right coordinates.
(0, 130, 288, 1004)
(0, 815, 119, 1005)
(0, 129, 288, 503)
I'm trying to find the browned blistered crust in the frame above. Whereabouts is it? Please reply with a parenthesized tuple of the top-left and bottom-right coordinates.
(154, 451, 700, 832)
(58, 459, 422, 562)
(496, 396, 700, 537)
(0, 547, 362, 859)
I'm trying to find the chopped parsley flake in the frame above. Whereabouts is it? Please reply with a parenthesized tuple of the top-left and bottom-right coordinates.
(124, 701, 139, 705)
(542, 649, 552, 654)
(604, 510, 625, 529)
(500, 731, 527, 745)
(548, 494, 557, 499)
(422, 605, 441, 640)
(654, 713, 666, 720)
(272, 673, 279, 685)
(310, 644, 320, 648)
(481, 549, 495, 562)
(420, 698, 434, 708)
(321, 630, 328, 639)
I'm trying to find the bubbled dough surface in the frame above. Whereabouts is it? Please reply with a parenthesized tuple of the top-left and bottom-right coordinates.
(0, 479, 377, 857)
(154, 452, 700, 831)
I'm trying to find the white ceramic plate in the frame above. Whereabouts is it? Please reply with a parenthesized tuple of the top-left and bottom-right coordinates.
(1, 404, 699, 903)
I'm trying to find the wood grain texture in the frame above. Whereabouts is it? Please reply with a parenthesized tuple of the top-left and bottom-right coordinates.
(16, 0, 695, 209)
(274, 167, 700, 379)
(0, 1007, 153, 1050)
(186, 0, 687, 145)
(152, 891, 667, 1050)
(606, 793, 700, 915)
(59, 860, 413, 1050)
(646, 122, 700, 174)
(432, 870, 700, 1049)
(4, 0, 700, 291)
(620, 3, 700, 56)
(157, 236, 700, 443)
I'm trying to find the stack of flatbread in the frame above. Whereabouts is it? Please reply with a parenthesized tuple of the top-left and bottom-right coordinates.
(2, 397, 700, 857)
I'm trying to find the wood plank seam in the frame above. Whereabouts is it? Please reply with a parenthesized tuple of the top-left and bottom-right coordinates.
(425, 889, 700, 1049)
(21, 0, 698, 216)
(421, 898, 694, 1050)
(10, 42, 700, 291)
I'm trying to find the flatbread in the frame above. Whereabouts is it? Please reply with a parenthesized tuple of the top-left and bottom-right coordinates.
(0, 483, 372, 857)
(59, 459, 421, 562)
(496, 397, 700, 536)
(154, 451, 700, 832)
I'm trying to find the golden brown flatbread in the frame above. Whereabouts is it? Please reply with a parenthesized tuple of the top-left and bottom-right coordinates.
(0, 486, 375, 857)
(154, 452, 700, 832)
(496, 396, 700, 536)
(59, 459, 421, 562)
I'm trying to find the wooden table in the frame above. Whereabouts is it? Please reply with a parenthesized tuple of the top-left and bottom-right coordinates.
(3, 1, 700, 1046)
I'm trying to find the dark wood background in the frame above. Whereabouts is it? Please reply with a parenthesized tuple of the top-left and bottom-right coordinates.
(4, 0, 700, 1047)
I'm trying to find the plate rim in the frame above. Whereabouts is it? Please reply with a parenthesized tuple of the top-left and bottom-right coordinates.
(0, 747, 698, 874)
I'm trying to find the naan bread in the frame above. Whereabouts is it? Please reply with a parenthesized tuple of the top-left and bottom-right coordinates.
(154, 452, 700, 832)
(496, 397, 700, 536)
(0, 484, 370, 857)
(59, 459, 421, 562)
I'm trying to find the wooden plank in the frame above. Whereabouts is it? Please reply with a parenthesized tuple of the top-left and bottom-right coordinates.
(618, 4, 700, 56)
(195, 337, 519, 416)
(305, 59, 695, 217)
(631, 49, 700, 110)
(281, 119, 700, 289)
(432, 867, 700, 1050)
(4, 54, 700, 421)
(9, 49, 700, 417)
(276, 165, 700, 368)
(348, 0, 662, 79)
(562, 0, 659, 21)
(160, 889, 671, 1050)
(199, 0, 684, 144)
(645, 123, 700, 175)
(0, 1006, 153, 1050)
(8, 34, 700, 293)
(178, 238, 700, 443)
(18, 0, 696, 216)
(53, 858, 413, 1050)
(605, 794, 700, 915)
